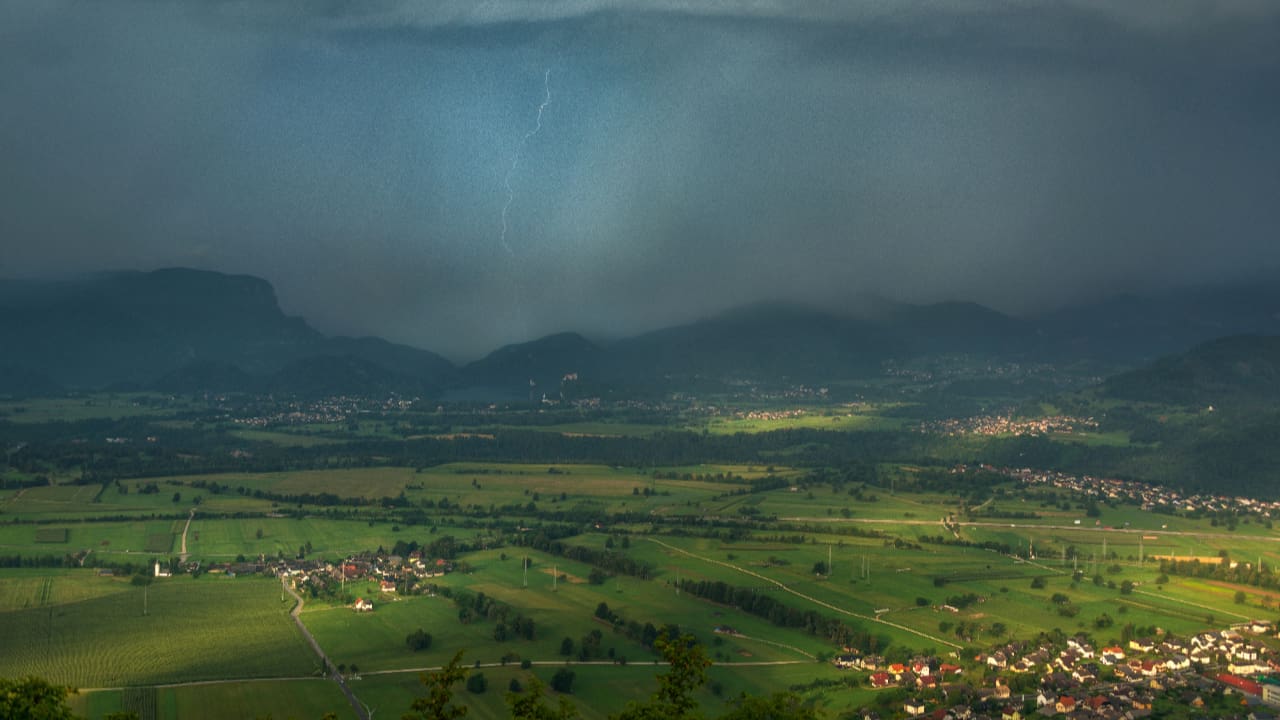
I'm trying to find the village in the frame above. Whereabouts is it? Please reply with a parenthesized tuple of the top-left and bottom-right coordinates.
(996, 466, 1280, 524)
(835, 619, 1280, 719)
(275, 548, 453, 611)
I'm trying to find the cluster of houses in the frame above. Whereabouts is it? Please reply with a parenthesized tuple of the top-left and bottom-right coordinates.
(924, 415, 1099, 439)
(838, 621, 1280, 719)
(975, 464, 1280, 523)
(271, 549, 452, 611)
(230, 394, 420, 428)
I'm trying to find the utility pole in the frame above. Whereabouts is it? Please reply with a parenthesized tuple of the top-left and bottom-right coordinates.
(828, 545, 833, 577)
(553, 564, 558, 592)
(523, 555, 528, 588)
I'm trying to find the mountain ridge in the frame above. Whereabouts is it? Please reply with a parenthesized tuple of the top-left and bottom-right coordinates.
(5, 268, 1280, 396)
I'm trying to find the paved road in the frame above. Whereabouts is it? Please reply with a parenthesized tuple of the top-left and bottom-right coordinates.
(282, 576, 370, 720)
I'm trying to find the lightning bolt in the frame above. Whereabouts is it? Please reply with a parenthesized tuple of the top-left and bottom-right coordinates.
(500, 68, 552, 258)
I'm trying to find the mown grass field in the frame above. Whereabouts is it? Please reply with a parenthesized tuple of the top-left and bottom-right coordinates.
(0, 518, 187, 559)
(71, 679, 357, 720)
(0, 571, 315, 686)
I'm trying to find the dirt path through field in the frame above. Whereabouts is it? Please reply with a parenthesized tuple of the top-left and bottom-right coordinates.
(281, 575, 370, 720)
(178, 508, 195, 561)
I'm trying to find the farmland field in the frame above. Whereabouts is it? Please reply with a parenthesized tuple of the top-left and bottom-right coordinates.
(6, 445, 1280, 720)
(0, 571, 315, 686)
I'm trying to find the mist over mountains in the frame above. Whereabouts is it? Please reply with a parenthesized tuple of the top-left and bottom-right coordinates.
(3, 267, 1280, 398)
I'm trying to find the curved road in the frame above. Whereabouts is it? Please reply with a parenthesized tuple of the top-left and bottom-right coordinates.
(281, 576, 370, 720)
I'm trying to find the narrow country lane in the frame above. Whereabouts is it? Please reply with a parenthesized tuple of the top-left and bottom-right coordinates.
(179, 508, 195, 561)
(281, 575, 370, 720)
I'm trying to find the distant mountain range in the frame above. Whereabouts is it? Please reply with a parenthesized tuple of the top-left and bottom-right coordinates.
(3, 267, 1280, 397)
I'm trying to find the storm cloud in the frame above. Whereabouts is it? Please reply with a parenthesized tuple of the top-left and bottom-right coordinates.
(2, 1, 1278, 360)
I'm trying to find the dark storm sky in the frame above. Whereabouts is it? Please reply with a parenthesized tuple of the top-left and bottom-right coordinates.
(3, 1, 1279, 361)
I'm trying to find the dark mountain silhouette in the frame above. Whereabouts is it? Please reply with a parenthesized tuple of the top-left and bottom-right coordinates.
(5, 267, 1280, 397)
(0, 268, 455, 395)
(460, 332, 604, 392)
(1031, 282, 1280, 362)
(1102, 335, 1280, 406)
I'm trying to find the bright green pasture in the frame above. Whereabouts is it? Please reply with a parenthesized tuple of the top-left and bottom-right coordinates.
(701, 410, 903, 435)
(752, 485, 958, 522)
(617, 529, 1275, 654)
(1, 481, 223, 519)
(303, 546, 822, 677)
(467, 421, 670, 437)
(407, 463, 742, 516)
(347, 660, 837, 720)
(147, 467, 419, 500)
(72, 679, 356, 720)
(185, 517, 432, 559)
(0, 571, 314, 686)
(0, 518, 185, 558)
(351, 665, 650, 720)
(2, 483, 105, 515)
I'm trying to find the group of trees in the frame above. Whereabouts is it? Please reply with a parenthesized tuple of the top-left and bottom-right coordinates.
(675, 579, 884, 653)
(403, 635, 814, 720)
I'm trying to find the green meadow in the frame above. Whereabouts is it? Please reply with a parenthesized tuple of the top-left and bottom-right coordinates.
(0, 571, 314, 687)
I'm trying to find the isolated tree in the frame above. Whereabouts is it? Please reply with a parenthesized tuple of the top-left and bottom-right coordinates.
(466, 673, 488, 694)
(559, 637, 574, 656)
(404, 649, 469, 720)
(550, 668, 576, 694)
(406, 629, 434, 652)
(0, 676, 79, 720)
